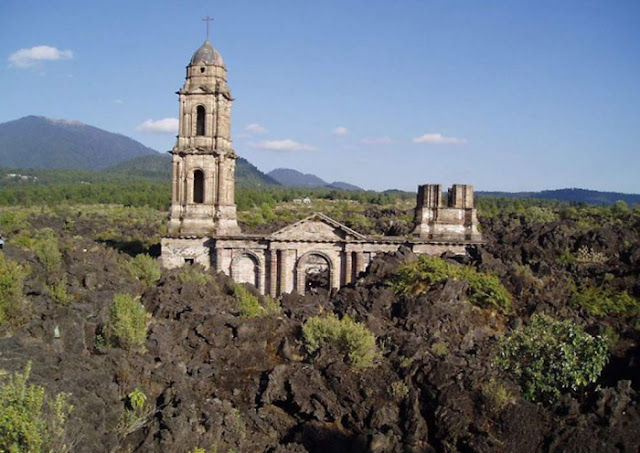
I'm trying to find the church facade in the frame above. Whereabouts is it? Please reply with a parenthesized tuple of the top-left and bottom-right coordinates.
(160, 40, 482, 296)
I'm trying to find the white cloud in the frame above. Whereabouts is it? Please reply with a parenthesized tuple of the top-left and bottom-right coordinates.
(245, 123, 268, 134)
(360, 136, 393, 145)
(250, 139, 316, 152)
(9, 45, 74, 68)
(413, 133, 468, 145)
(333, 126, 348, 136)
(136, 118, 179, 134)
(114, 99, 124, 104)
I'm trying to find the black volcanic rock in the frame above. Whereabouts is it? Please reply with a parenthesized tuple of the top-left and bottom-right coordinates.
(0, 115, 157, 170)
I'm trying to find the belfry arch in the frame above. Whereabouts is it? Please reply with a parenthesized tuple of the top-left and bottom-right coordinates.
(193, 169, 204, 203)
(195, 105, 205, 136)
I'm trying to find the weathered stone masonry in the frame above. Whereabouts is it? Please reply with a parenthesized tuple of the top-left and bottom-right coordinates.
(161, 40, 483, 295)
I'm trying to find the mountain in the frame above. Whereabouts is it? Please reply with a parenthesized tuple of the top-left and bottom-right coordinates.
(268, 168, 327, 188)
(235, 157, 280, 188)
(0, 116, 157, 170)
(477, 188, 640, 206)
(103, 153, 172, 181)
(328, 181, 362, 191)
(103, 154, 278, 187)
(268, 168, 362, 191)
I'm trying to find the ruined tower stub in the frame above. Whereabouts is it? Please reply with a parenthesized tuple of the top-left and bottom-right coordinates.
(413, 184, 481, 241)
(167, 40, 240, 236)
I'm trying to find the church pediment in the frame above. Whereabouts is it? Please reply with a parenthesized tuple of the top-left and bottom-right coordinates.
(269, 213, 366, 242)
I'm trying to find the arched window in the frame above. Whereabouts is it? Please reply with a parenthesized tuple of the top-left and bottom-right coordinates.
(196, 105, 205, 136)
(193, 170, 204, 203)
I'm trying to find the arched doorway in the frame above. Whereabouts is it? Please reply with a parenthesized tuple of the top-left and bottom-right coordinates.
(196, 105, 206, 136)
(296, 252, 332, 295)
(231, 253, 260, 288)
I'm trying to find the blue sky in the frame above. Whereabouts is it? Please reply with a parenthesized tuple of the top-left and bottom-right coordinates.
(1, 0, 639, 193)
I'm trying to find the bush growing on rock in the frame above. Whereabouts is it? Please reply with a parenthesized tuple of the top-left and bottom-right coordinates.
(231, 283, 261, 318)
(123, 253, 161, 286)
(392, 255, 511, 310)
(496, 313, 609, 403)
(46, 275, 73, 305)
(302, 313, 378, 368)
(33, 229, 62, 274)
(107, 294, 148, 352)
(0, 252, 29, 327)
(177, 266, 212, 285)
(571, 284, 640, 318)
(480, 378, 513, 414)
(230, 283, 281, 318)
(0, 362, 73, 453)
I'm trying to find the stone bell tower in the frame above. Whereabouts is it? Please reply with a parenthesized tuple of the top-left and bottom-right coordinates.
(167, 39, 240, 236)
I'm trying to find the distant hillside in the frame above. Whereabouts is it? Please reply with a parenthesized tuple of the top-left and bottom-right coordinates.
(103, 153, 172, 181)
(0, 115, 157, 170)
(236, 157, 280, 188)
(268, 168, 326, 187)
(268, 168, 361, 191)
(105, 154, 278, 187)
(1, 152, 279, 189)
(328, 181, 362, 191)
(477, 188, 640, 206)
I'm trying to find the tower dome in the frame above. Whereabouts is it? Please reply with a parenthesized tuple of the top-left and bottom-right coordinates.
(190, 41, 225, 67)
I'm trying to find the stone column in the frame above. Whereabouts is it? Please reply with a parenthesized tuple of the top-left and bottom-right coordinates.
(216, 155, 225, 206)
(215, 247, 224, 273)
(258, 256, 266, 295)
(278, 250, 290, 295)
(331, 258, 340, 290)
(268, 250, 278, 298)
(171, 159, 178, 205)
(354, 252, 366, 277)
(185, 166, 193, 205)
(343, 251, 352, 285)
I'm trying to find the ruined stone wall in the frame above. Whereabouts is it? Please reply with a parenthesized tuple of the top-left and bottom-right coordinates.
(413, 184, 481, 241)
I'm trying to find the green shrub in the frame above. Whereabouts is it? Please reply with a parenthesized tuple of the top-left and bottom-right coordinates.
(431, 341, 449, 357)
(480, 378, 513, 414)
(0, 210, 29, 233)
(33, 229, 62, 274)
(177, 267, 212, 285)
(118, 387, 152, 437)
(124, 254, 161, 286)
(463, 270, 511, 310)
(524, 206, 558, 224)
(231, 283, 261, 318)
(496, 314, 608, 403)
(0, 362, 73, 453)
(392, 255, 511, 310)
(230, 283, 281, 318)
(0, 252, 29, 327)
(391, 255, 450, 297)
(107, 294, 148, 352)
(302, 313, 378, 368)
(389, 380, 409, 400)
(261, 295, 281, 316)
(128, 388, 147, 411)
(571, 285, 640, 317)
(46, 276, 73, 305)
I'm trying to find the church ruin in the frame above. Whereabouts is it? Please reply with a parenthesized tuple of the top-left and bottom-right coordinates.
(160, 39, 482, 296)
